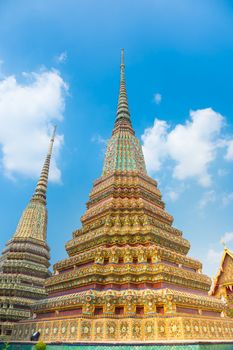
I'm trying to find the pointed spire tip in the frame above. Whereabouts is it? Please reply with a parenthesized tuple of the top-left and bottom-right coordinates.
(113, 48, 133, 128)
(31, 126, 57, 203)
(51, 125, 57, 140)
(121, 49, 124, 66)
(48, 125, 57, 156)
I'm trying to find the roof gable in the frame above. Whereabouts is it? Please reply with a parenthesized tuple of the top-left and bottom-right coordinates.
(212, 249, 233, 295)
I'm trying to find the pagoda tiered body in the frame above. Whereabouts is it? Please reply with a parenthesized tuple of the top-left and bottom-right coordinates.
(0, 129, 56, 337)
(12, 50, 233, 342)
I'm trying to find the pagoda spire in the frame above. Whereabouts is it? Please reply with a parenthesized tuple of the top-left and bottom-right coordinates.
(114, 49, 132, 127)
(103, 50, 146, 175)
(12, 127, 57, 241)
(31, 126, 56, 204)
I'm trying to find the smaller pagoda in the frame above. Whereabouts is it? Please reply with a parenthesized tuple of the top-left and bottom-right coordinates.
(211, 247, 233, 317)
(0, 128, 56, 337)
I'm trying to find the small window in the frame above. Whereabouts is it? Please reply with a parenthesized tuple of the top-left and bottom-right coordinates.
(94, 307, 103, 315)
(157, 306, 164, 314)
(115, 306, 124, 315)
(136, 306, 144, 315)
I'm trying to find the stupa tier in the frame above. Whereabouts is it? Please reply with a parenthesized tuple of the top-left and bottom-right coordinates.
(12, 51, 233, 342)
(0, 128, 56, 337)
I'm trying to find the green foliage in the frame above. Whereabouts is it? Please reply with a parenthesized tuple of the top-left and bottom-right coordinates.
(0, 336, 10, 350)
(3, 342, 10, 350)
(34, 341, 46, 350)
(228, 308, 233, 318)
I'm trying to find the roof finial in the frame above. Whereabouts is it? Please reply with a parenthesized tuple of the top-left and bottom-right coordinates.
(48, 125, 57, 156)
(120, 48, 125, 82)
(31, 126, 57, 204)
(114, 49, 132, 127)
(221, 239, 227, 250)
(121, 48, 124, 64)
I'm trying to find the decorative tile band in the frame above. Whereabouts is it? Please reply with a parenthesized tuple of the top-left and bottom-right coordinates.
(11, 315, 233, 343)
(2, 343, 233, 350)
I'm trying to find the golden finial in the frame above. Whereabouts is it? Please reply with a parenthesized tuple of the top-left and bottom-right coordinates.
(221, 239, 227, 249)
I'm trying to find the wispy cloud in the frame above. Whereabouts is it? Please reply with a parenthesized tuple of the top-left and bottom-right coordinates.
(0, 59, 4, 79)
(55, 51, 67, 64)
(91, 134, 108, 155)
(0, 68, 68, 182)
(222, 192, 233, 206)
(91, 134, 107, 145)
(206, 247, 222, 276)
(166, 190, 179, 202)
(198, 190, 216, 209)
(153, 93, 162, 105)
(220, 232, 233, 245)
(218, 168, 228, 177)
(225, 140, 233, 161)
(207, 248, 222, 264)
(165, 183, 188, 202)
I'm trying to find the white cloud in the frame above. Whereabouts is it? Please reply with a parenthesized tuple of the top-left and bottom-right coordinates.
(142, 108, 224, 187)
(225, 140, 233, 161)
(153, 93, 162, 105)
(55, 52, 67, 64)
(142, 119, 169, 173)
(0, 69, 68, 182)
(198, 190, 216, 209)
(220, 232, 233, 245)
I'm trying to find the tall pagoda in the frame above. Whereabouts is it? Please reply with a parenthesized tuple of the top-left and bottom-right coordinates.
(12, 51, 233, 342)
(0, 128, 56, 337)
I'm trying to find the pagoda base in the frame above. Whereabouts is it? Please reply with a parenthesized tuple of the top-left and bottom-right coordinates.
(11, 315, 233, 342)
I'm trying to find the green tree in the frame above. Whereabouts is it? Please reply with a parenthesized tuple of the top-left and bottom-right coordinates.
(34, 341, 46, 350)
(0, 336, 10, 350)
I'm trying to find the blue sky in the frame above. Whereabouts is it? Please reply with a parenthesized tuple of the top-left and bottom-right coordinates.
(0, 0, 233, 278)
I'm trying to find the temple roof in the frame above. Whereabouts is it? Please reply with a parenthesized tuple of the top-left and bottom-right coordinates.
(211, 247, 233, 295)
